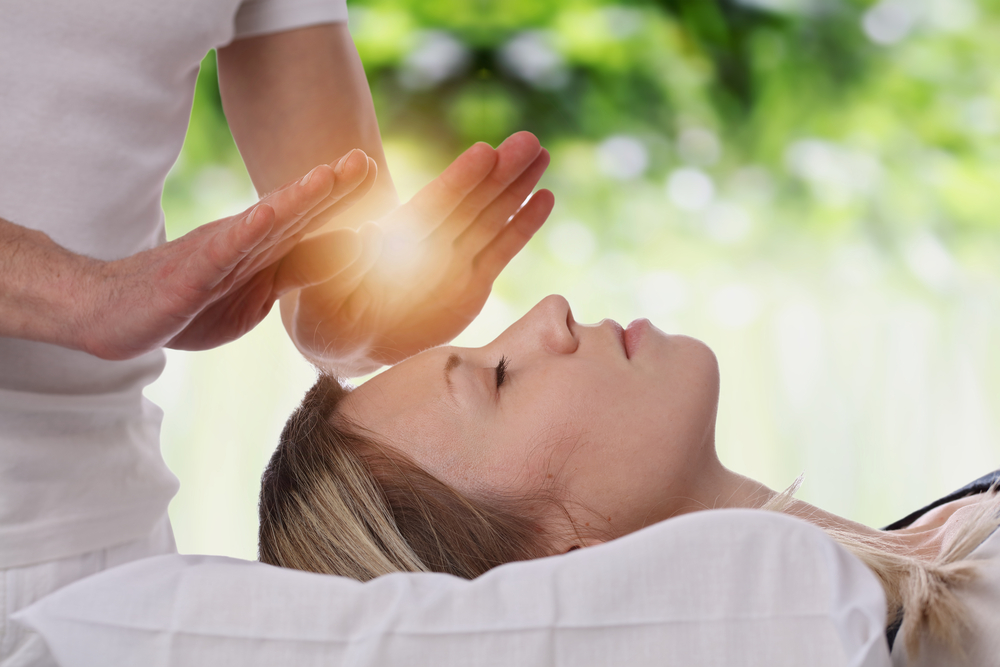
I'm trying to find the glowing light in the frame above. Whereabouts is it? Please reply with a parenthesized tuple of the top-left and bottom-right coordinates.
(373, 227, 429, 283)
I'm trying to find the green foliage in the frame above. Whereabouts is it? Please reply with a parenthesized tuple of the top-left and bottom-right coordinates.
(167, 1, 1000, 249)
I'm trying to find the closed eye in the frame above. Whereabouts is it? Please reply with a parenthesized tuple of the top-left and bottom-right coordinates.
(495, 355, 509, 390)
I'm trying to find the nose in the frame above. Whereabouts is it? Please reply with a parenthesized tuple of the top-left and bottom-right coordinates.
(519, 294, 578, 355)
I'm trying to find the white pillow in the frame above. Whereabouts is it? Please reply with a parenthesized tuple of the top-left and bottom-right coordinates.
(16, 509, 890, 667)
(890, 525, 1000, 667)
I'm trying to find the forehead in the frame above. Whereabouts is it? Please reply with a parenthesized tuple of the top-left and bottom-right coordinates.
(338, 347, 492, 481)
(340, 347, 453, 432)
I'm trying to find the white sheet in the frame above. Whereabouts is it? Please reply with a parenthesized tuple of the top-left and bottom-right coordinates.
(15, 509, 891, 667)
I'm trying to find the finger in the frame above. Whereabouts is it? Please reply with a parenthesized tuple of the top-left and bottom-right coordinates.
(453, 149, 550, 256)
(262, 148, 368, 202)
(297, 221, 384, 313)
(297, 157, 379, 236)
(472, 189, 554, 283)
(436, 131, 542, 242)
(272, 228, 363, 296)
(255, 150, 369, 250)
(387, 142, 497, 239)
(230, 151, 371, 280)
(166, 266, 279, 351)
(180, 203, 276, 292)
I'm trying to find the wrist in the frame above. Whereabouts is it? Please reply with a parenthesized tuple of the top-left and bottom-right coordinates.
(0, 223, 106, 352)
(279, 293, 383, 378)
(33, 237, 107, 355)
(70, 256, 120, 358)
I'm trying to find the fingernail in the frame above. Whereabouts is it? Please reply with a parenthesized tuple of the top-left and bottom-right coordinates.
(300, 166, 320, 187)
(335, 149, 359, 176)
(246, 205, 259, 225)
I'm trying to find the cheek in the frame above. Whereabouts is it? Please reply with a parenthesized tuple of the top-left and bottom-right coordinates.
(486, 393, 585, 491)
(373, 406, 495, 492)
(674, 349, 720, 431)
(646, 337, 720, 435)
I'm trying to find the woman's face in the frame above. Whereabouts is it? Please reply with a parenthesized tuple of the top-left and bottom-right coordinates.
(341, 295, 721, 546)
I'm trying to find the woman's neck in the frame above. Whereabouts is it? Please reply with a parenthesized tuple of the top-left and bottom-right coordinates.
(705, 465, 943, 559)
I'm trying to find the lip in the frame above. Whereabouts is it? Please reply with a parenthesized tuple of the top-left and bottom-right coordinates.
(624, 319, 650, 358)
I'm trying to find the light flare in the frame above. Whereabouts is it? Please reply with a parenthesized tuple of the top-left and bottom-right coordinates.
(371, 227, 434, 285)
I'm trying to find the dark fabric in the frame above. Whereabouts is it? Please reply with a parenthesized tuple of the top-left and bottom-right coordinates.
(882, 469, 1000, 532)
(880, 468, 1000, 651)
(884, 612, 904, 653)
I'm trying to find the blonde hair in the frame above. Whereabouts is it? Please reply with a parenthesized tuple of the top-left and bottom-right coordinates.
(260, 375, 1000, 657)
(762, 476, 1000, 658)
(258, 375, 551, 581)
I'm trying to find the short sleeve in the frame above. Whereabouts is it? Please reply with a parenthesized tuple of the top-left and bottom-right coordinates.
(233, 0, 348, 40)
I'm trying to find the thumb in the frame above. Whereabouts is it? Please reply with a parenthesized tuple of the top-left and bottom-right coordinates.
(272, 228, 363, 295)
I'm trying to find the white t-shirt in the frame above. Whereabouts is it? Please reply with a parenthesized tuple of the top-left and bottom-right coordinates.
(0, 0, 348, 568)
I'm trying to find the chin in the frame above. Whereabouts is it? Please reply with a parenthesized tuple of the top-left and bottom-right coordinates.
(665, 333, 721, 401)
(676, 333, 718, 366)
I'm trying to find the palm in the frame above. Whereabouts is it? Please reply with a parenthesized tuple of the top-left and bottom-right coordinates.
(83, 151, 376, 360)
(335, 241, 491, 364)
(284, 132, 554, 374)
(164, 261, 281, 351)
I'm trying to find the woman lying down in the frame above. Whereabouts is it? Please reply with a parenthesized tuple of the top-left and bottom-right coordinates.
(259, 294, 1000, 661)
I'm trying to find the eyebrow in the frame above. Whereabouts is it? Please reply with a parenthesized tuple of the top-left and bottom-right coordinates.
(444, 353, 462, 392)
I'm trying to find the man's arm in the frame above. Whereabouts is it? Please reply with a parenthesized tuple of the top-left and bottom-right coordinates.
(217, 23, 398, 226)
(217, 25, 554, 375)
(0, 155, 374, 360)
(0, 218, 99, 352)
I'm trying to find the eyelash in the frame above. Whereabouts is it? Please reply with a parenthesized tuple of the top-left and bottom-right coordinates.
(495, 355, 510, 390)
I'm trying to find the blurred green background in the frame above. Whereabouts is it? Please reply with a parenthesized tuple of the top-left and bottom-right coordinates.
(146, 0, 1000, 559)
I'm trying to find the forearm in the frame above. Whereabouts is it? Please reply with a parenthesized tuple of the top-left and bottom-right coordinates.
(218, 23, 402, 369)
(218, 23, 398, 229)
(279, 295, 382, 377)
(0, 217, 98, 351)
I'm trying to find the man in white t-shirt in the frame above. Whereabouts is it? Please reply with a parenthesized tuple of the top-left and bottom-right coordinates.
(0, 1, 553, 664)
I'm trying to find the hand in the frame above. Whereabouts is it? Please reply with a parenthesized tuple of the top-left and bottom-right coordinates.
(281, 131, 555, 375)
(79, 149, 377, 359)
